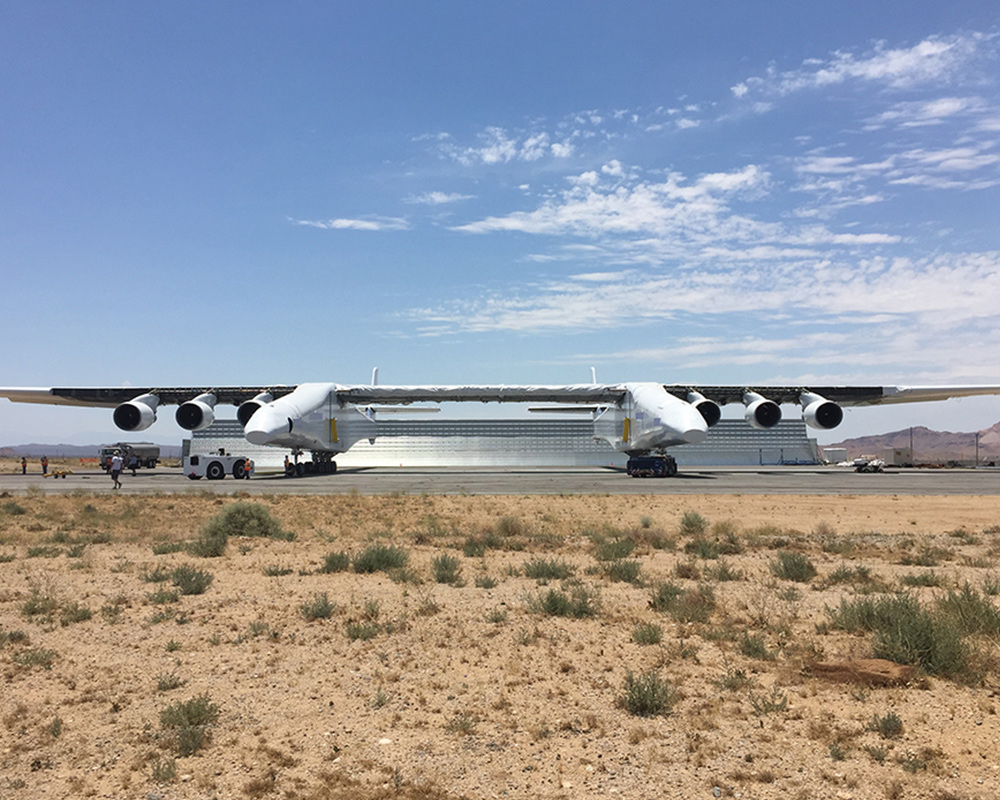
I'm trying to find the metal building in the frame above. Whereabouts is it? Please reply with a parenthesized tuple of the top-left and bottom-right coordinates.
(189, 418, 818, 468)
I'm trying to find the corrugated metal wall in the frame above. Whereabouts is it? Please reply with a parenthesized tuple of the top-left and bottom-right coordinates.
(190, 419, 818, 467)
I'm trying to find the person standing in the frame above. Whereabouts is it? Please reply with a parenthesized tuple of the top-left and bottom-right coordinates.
(110, 452, 123, 489)
(21, 457, 27, 475)
(41, 456, 48, 475)
(243, 458, 253, 479)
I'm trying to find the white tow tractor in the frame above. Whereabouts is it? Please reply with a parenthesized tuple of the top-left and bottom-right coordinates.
(852, 455, 886, 473)
(183, 451, 254, 480)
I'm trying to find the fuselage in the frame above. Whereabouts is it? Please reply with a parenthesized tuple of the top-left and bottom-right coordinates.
(243, 381, 708, 455)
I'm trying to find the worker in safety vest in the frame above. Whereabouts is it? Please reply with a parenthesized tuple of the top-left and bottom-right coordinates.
(243, 458, 253, 479)
(21, 457, 27, 474)
(41, 456, 48, 475)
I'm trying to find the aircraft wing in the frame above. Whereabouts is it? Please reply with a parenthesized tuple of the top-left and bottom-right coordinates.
(2, 383, 998, 409)
(662, 385, 1000, 407)
(0, 386, 297, 408)
(334, 384, 628, 406)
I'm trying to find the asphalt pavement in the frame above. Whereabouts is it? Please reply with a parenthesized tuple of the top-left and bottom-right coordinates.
(2, 465, 998, 495)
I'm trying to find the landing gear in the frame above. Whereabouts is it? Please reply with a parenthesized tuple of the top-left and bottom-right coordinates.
(284, 451, 338, 477)
(626, 454, 678, 478)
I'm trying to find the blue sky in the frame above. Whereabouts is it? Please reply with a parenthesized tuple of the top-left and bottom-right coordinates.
(2, 2, 999, 446)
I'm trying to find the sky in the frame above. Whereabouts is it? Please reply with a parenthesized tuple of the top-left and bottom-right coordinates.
(2, 1, 999, 447)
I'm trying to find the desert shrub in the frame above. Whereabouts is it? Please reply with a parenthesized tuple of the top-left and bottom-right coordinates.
(21, 584, 59, 619)
(2, 501, 27, 516)
(13, 648, 57, 669)
(171, 565, 214, 595)
(346, 620, 381, 641)
(523, 557, 574, 581)
(147, 587, 180, 604)
(474, 574, 498, 589)
(59, 601, 92, 627)
(900, 571, 944, 587)
(262, 564, 293, 577)
(831, 593, 968, 676)
(352, 543, 409, 573)
(738, 631, 776, 660)
(650, 582, 715, 623)
(684, 538, 719, 560)
(649, 580, 684, 612)
(592, 535, 636, 562)
(602, 559, 642, 584)
(159, 694, 220, 757)
(432, 553, 464, 585)
(142, 565, 173, 583)
(527, 584, 600, 618)
(157, 671, 186, 691)
(300, 592, 336, 621)
(203, 502, 291, 541)
(679, 511, 708, 537)
(320, 551, 350, 573)
(936, 582, 1000, 635)
(868, 711, 904, 739)
(186, 528, 228, 558)
(619, 670, 677, 717)
(705, 559, 744, 582)
(632, 622, 663, 645)
(770, 551, 817, 582)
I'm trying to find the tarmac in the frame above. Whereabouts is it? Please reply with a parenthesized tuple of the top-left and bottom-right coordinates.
(2, 465, 998, 495)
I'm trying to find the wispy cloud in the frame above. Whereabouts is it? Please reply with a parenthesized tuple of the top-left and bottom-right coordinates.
(404, 191, 475, 205)
(290, 216, 410, 231)
(731, 31, 995, 98)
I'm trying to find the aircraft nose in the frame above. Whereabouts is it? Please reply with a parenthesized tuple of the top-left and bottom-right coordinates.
(244, 405, 290, 446)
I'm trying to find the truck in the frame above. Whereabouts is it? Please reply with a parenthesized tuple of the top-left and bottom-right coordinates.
(99, 442, 160, 471)
(183, 451, 254, 480)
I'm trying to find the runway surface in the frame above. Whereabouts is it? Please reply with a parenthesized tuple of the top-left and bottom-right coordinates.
(3, 465, 998, 495)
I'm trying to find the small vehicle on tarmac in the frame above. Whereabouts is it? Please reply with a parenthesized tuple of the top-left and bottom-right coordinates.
(183, 451, 253, 480)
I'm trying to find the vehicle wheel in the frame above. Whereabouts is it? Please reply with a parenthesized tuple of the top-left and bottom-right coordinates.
(232, 462, 246, 479)
(146, 459, 157, 468)
(188, 475, 201, 480)
(295, 463, 305, 477)
(330, 461, 337, 474)
(206, 461, 225, 480)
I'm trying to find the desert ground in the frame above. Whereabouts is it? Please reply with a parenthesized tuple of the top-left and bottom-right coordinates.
(1, 478, 999, 799)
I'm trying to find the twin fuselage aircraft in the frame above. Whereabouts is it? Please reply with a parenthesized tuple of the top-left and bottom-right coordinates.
(2, 380, 999, 477)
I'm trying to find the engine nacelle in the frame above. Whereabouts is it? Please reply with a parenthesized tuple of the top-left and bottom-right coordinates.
(113, 393, 159, 432)
(176, 393, 217, 432)
(686, 391, 722, 427)
(800, 392, 843, 430)
(237, 392, 274, 427)
(743, 391, 781, 429)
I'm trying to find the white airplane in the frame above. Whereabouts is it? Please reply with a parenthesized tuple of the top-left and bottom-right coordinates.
(2, 379, 999, 476)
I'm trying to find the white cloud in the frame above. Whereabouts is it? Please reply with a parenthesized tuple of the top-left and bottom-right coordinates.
(734, 32, 995, 98)
(290, 216, 410, 231)
(405, 191, 474, 205)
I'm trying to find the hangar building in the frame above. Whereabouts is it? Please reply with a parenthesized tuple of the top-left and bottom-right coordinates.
(188, 418, 819, 468)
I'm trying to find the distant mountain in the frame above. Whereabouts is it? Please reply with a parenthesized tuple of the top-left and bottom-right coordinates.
(825, 421, 1000, 464)
(0, 443, 184, 459)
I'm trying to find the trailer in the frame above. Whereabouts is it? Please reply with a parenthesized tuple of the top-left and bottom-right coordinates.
(98, 442, 160, 471)
(183, 452, 254, 480)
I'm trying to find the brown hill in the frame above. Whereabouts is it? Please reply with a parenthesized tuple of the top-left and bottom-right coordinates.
(827, 420, 1000, 464)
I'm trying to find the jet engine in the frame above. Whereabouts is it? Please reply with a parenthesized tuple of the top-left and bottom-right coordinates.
(113, 393, 159, 432)
(743, 391, 782, 429)
(237, 392, 274, 427)
(175, 393, 217, 432)
(799, 392, 843, 430)
(686, 391, 722, 427)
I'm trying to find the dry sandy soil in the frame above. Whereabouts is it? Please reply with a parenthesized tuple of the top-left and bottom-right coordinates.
(1, 485, 999, 800)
